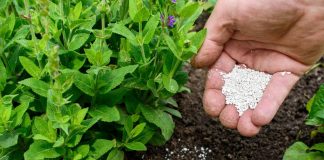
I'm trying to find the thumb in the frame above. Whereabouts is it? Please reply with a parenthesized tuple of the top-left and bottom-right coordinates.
(192, 0, 235, 68)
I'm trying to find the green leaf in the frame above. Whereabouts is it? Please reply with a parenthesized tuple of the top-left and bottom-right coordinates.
(89, 105, 120, 122)
(164, 97, 179, 108)
(130, 123, 146, 138)
(179, 2, 199, 18)
(128, 0, 139, 21)
(74, 72, 95, 96)
(53, 136, 64, 147)
(143, 15, 160, 44)
(85, 39, 112, 66)
(46, 89, 70, 124)
(69, 2, 82, 21)
(112, 23, 138, 46)
(71, 108, 88, 125)
(60, 51, 86, 70)
(133, 7, 150, 22)
(98, 65, 138, 94)
(149, 132, 167, 146)
(0, 132, 19, 148)
(24, 141, 64, 160)
(308, 85, 324, 120)
(11, 103, 29, 128)
(68, 33, 90, 51)
(93, 28, 112, 39)
(97, 88, 128, 107)
(32, 117, 57, 143)
(4, 25, 30, 50)
(0, 0, 9, 11)
(19, 78, 50, 97)
(130, 126, 155, 144)
(128, 0, 150, 22)
(140, 105, 175, 140)
(310, 143, 324, 152)
(178, 3, 203, 33)
(191, 29, 207, 51)
(283, 142, 323, 160)
(81, 118, 99, 132)
(163, 34, 181, 60)
(0, 95, 15, 125)
(68, 104, 88, 125)
(0, 60, 7, 92)
(56, 70, 75, 93)
(89, 139, 115, 159)
(66, 118, 99, 148)
(163, 107, 182, 118)
(306, 96, 315, 112)
(124, 116, 133, 136)
(19, 56, 42, 79)
(124, 142, 147, 151)
(208, 0, 218, 5)
(162, 74, 179, 93)
(0, 13, 15, 39)
(107, 149, 124, 160)
(76, 145, 90, 159)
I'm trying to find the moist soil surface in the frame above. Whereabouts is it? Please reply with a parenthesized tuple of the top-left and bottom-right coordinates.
(129, 13, 324, 160)
(134, 64, 324, 160)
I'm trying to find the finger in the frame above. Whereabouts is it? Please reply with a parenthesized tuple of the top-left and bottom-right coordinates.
(237, 110, 261, 137)
(203, 53, 236, 117)
(251, 72, 299, 126)
(191, 0, 235, 68)
(205, 52, 236, 89)
(224, 40, 309, 75)
(203, 89, 225, 117)
(219, 105, 239, 129)
(242, 49, 309, 75)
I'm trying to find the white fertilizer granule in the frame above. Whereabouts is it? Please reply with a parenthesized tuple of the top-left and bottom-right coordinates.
(221, 65, 272, 116)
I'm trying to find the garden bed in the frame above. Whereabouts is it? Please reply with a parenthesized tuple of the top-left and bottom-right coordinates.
(135, 61, 324, 160)
(131, 13, 324, 160)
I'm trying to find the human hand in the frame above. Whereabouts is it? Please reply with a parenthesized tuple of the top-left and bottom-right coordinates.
(192, 0, 324, 137)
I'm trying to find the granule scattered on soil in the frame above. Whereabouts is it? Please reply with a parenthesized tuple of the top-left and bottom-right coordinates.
(139, 139, 212, 160)
(222, 65, 272, 116)
(164, 145, 211, 160)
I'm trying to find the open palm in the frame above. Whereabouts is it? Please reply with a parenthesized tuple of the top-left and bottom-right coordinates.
(192, 0, 324, 136)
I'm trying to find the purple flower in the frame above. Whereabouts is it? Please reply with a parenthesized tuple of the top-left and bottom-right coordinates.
(168, 15, 176, 27)
(171, 0, 176, 3)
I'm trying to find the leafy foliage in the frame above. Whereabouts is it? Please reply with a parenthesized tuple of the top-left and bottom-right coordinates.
(0, 0, 206, 159)
(284, 84, 324, 160)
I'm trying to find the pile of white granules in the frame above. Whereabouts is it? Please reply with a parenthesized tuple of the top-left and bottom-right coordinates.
(221, 65, 272, 116)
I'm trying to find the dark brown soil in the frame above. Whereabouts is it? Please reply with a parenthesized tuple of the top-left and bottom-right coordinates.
(135, 63, 324, 160)
(128, 13, 324, 160)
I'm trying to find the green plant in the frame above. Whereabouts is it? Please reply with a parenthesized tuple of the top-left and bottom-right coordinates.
(0, 0, 206, 159)
(284, 83, 324, 160)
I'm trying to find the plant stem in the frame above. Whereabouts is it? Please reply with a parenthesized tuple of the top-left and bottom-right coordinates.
(0, 43, 9, 71)
(100, 4, 106, 60)
(60, 0, 67, 48)
(170, 59, 181, 78)
(138, 22, 147, 63)
(91, 72, 100, 106)
(151, 34, 163, 77)
(9, 85, 22, 95)
(67, 29, 73, 44)
(24, 0, 43, 70)
(24, 0, 36, 41)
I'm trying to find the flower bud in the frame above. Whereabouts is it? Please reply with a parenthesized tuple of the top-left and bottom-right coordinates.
(48, 45, 60, 79)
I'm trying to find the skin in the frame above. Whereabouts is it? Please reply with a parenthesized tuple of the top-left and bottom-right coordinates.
(192, 0, 324, 137)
